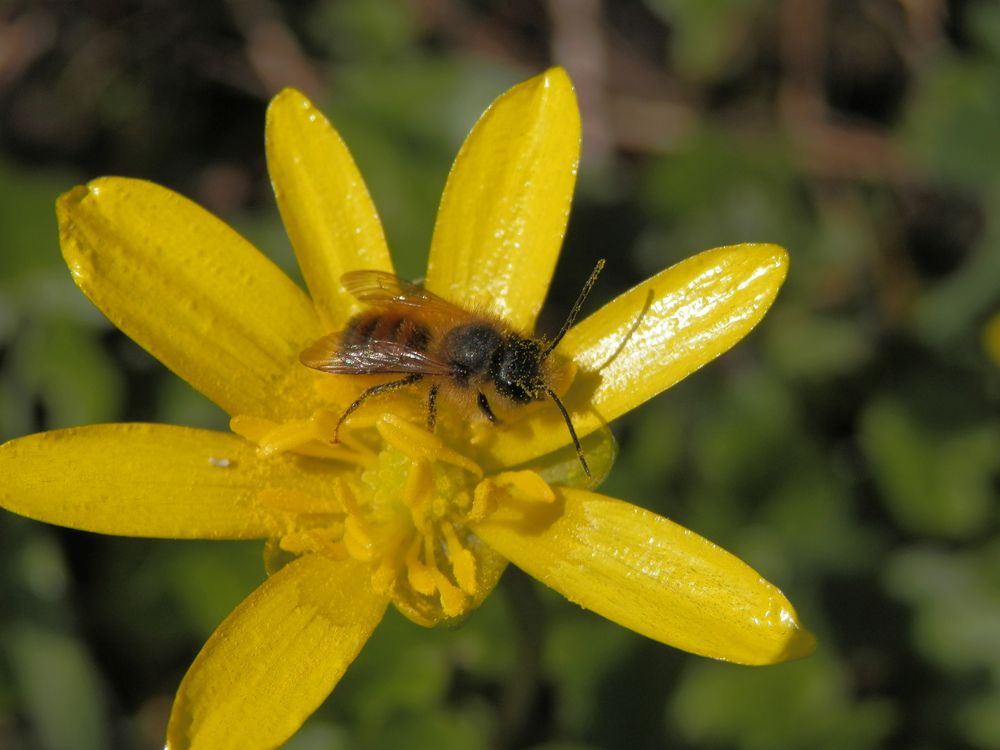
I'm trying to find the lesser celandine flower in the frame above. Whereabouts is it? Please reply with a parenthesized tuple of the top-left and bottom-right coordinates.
(0, 69, 813, 749)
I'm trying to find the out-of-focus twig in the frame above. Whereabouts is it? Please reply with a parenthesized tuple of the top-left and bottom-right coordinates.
(0, 9, 56, 95)
(547, 0, 612, 167)
(224, 0, 324, 101)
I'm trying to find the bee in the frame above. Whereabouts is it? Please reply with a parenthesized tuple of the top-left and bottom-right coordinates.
(299, 261, 605, 476)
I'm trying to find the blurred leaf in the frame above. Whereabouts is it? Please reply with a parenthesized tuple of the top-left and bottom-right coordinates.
(0, 159, 70, 286)
(155, 376, 229, 431)
(308, 0, 418, 61)
(545, 611, 634, 734)
(331, 594, 512, 731)
(281, 722, 350, 750)
(901, 56, 1000, 189)
(762, 462, 879, 574)
(670, 656, 895, 750)
(13, 316, 122, 429)
(910, 201, 1000, 346)
(163, 541, 265, 637)
(346, 643, 450, 727)
(0, 377, 34, 441)
(638, 131, 804, 278)
(958, 689, 1000, 750)
(968, 2, 1000, 58)
(691, 369, 797, 493)
(365, 707, 489, 750)
(885, 544, 1000, 671)
(766, 309, 872, 381)
(644, 0, 770, 81)
(860, 398, 999, 538)
(3, 625, 110, 750)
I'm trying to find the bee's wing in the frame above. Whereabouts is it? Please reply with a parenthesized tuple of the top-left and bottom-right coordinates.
(342, 270, 462, 315)
(300, 333, 454, 376)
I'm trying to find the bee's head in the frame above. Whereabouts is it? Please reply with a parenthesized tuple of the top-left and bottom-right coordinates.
(491, 335, 545, 403)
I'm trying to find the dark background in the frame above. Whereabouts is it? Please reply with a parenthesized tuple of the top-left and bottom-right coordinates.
(2, 1, 999, 748)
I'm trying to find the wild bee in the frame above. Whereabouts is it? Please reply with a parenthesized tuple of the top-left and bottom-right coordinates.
(300, 261, 604, 476)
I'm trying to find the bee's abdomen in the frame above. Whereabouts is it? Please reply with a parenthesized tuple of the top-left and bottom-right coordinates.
(342, 311, 432, 351)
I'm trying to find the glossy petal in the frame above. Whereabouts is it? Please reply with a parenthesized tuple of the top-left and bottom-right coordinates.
(425, 67, 580, 330)
(266, 88, 392, 328)
(167, 554, 388, 750)
(473, 487, 814, 665)
(483, 244, 788, 467)
(0, 424, 341, 539)
(57, 177, 324, 420)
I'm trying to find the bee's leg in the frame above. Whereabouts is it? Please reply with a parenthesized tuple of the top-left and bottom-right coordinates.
(427, 384, 440, 431)
(334, 373, 423, 442)
(476, 392, 498, 423)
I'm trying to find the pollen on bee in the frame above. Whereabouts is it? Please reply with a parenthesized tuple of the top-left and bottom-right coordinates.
(208, 456, 233, 468)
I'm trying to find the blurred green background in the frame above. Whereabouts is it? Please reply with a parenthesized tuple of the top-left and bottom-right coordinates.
(2, 1, 1000, 748)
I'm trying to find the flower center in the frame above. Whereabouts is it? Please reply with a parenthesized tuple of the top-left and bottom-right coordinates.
(230, 409, 507, 625)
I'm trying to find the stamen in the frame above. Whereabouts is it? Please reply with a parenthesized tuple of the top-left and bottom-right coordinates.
(441, 523, 477, 595)
(376, 414, 482, 478)
(372, 554, 399, 595)
(279, 528, 347, 559)
(468, 482, 499, 522)
(402, 460, 434, 536)
(230, 412, 375, 466)
(480, 471, 556, 504)
(405, 535, 436, 595)
(431, 569, 467, 617)
(343, 515, 376, 560)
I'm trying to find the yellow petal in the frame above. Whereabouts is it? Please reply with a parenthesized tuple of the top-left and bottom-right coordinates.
(425, 68, 580, 330)
(166, 554, 387, 750)
(473, 488, 814, 665)
(0, 424, 336, 539)
(485, 244, 788, 467)
(985, 311, 1000, 366)
(266, 88, 393, 328)
(57, 177, 324, 420)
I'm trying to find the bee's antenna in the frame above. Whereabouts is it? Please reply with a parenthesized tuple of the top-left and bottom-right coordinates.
(544, 259, 606, 357)
(545, 387, 591, 477)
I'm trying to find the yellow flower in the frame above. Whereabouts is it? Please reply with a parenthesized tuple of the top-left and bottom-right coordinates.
(0, 69, 813, 749)
(985, 312, 1000, 365)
